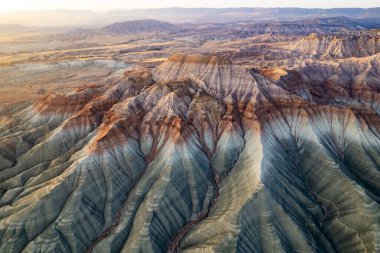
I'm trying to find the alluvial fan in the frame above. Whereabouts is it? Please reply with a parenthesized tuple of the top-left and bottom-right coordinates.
(0, 53, 379, 253)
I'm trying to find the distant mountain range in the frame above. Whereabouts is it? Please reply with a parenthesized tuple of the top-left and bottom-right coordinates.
(95, 16, 371, 38)
(1, 7, 380, 27)
(174, 17, 368, 38)
(102, 19, 177, 34)
(0, 17, 374, 37)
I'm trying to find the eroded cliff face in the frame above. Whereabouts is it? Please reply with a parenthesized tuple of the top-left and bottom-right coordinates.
(0, 53, 379, 253)
(291, 33, 380, 58)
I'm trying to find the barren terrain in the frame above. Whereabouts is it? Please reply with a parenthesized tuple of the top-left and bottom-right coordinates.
(0, 15, 379, 253)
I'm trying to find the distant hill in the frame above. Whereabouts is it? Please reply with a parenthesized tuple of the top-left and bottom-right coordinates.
(175, 17, 367, 39)
(235, 16, 366, 36)
(102, 19, 177, 34)
(355, 18, 380, 29)
(0, 7, 380, 27)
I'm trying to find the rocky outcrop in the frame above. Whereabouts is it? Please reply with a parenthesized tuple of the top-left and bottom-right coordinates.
(278, 54, 380, 114)
(0, 54, 379, 253)
(152, 54, 257, 98)
(291, 32, 380, 58)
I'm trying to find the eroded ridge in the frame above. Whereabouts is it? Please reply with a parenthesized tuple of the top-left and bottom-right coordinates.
(0, 54, 379, 253)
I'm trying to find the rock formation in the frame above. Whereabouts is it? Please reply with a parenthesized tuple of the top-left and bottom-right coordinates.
(291, 32, 380, 58)
(0, 52, 379, 253)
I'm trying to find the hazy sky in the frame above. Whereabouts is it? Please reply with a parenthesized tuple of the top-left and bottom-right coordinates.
(1, 0, 379, 12)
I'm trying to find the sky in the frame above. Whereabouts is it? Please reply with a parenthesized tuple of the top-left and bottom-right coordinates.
(0, 0, 379, 12)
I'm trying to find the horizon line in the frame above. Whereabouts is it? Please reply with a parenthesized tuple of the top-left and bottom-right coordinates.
(1, 6, 380, 14)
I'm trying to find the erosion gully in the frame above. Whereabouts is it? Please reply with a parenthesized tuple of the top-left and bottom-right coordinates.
(168, 171, 221, 253)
